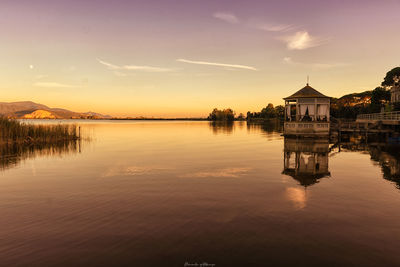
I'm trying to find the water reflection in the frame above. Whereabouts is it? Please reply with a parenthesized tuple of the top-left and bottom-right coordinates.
(2, 121, 400, 266)
(285, 187, 307, 209)
(208, 121, 234, 134)
(282, 138, 331, 186)
(0, 140, 81, 171)
(208, 120, 283, 136)
(369, 145, 400, 188)
(247, 120, 283, 134)
(338, 141, 400, 189)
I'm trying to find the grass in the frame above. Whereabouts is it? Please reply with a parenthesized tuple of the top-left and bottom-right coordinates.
(0, 117, 79, 144)
(0, 140, 80, 170)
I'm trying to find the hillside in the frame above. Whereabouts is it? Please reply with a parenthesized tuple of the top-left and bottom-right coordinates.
(22, 110, 57, 119)
(0, 101, 111, 119)
(331, 90, 372, 108)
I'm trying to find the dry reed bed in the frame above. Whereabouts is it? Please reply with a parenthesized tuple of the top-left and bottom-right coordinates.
(0, 117, 79, 144)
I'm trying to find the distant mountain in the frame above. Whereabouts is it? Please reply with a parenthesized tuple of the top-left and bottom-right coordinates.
(0, 101, 111, 119)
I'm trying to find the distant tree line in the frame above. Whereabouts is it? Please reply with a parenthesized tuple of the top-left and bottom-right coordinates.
(246, 103, 285, 121)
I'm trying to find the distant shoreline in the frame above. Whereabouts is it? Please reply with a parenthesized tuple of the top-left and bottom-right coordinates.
(17, 117, 272, 122)
(17, 118, 209, 121)
(110, 118, 208, 121)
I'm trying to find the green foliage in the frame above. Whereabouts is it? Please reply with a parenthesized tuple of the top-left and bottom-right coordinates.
(382, 67, 400, 86)
(237, 113, 245, 120)
(246, 104, 285, 120)
(393, 102, 400, 111)
(370, 86, 391, 113)
(207, 108, 235, 121)
(330, 105, 369, 119)
(0, 117, 79, 143)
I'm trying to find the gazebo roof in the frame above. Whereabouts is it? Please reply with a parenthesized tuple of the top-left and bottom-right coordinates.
(284, 84, 329, 99)
(282, 169, 330, 187)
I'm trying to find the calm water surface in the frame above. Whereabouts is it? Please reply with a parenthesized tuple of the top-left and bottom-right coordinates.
(1, 121, 400, 266)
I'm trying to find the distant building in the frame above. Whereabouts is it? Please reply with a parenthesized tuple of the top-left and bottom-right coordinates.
(283, 83, 330, 137)
(390, 76, 400, 103)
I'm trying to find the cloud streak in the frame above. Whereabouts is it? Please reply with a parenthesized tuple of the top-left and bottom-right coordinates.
(33, 82, 78, 88)
(280, 31, 328, 50)
(213, 12, 239, 24)
(98, 59, 172, 73)
(259, 24, 295, 32)
(283, 57, 348, 69)
(177, 59, 257, 71)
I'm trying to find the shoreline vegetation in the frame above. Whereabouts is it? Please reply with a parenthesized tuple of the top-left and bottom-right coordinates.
(0, 117, 80, 145)
(0, 117, 81, 170)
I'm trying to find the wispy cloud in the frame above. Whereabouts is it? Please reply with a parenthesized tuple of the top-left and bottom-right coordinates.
(280, 31, 328, 50)
(213, 12, 239, 24)
(258, 24, 295, 32)
(283, 57, 348, 69)
(33, 82, 78, 88)
(98, 59, 120, 70)
(98, 59, 172, 73)
(122, 65, 171, 72)
(177, 58, 257, 71)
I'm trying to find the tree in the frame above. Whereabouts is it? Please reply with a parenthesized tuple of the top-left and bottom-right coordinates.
(246, 111, 252, 120)
(260, 103, 276, 118)
(370, 87, 390, 113)
(274, 105, 285, 119)
(207, 108, 235, 121)
(381, 67, 400, 86)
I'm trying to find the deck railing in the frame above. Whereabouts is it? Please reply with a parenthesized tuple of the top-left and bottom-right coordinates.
(357, 111, 400, 121)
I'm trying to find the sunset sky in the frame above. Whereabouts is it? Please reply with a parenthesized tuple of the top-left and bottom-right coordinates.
(1, 0, 399, 117)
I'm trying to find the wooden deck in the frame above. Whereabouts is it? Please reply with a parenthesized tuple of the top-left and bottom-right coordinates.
(284, 112, 400, 139)
(328, 111, 400, 135)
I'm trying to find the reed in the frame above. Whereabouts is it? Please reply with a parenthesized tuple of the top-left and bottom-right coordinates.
(0, 139, 80, 170)
(0, 117, 79, 144)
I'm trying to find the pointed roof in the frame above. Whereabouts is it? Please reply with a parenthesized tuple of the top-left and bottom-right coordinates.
(284, 84, 329, 99)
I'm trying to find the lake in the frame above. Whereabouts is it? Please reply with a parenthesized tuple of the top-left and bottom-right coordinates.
(1, 120, 400, 266)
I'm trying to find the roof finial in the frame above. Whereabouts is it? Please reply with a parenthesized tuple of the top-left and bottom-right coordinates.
(307, 75, 309, 86)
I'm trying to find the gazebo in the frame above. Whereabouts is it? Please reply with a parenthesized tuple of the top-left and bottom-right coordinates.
(283, 83, 330, 136)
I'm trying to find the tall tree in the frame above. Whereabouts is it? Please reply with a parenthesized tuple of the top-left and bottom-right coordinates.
(370, 87, 391, 113)
(381, 67, 400, 86)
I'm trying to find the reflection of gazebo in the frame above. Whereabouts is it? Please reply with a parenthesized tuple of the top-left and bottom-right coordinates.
(284, 84, 330, 137)
(282, 138, 330, 186)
